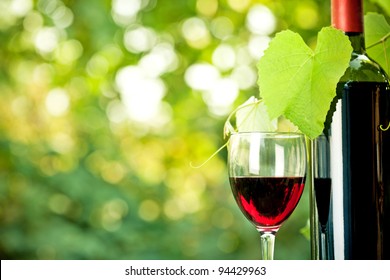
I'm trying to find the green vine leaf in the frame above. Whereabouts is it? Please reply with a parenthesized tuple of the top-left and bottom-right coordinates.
(257, 27, 352, 139)
(223, 97, 299, 138)
(368, 0, 390, 17)
(223, 97, 276, 138)
(235, 97, 277, 133)
(365, 12, 390, 75)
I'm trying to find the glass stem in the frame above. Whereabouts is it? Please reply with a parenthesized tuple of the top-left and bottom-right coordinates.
(320, 227, 328, 260)
(259, 231, 276, 260)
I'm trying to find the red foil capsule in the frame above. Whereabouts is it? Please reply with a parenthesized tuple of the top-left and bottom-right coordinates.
(331, 0, 363, 33)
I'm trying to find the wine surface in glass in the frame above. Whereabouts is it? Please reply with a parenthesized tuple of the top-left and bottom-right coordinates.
(229, 176, 305, 231)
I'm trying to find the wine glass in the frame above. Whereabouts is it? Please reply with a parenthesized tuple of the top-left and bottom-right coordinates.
(313, 133, 333, 260)
(228, 132, 307, 260)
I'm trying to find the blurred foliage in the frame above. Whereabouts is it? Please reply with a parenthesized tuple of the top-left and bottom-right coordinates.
(0, 0, 388, 260)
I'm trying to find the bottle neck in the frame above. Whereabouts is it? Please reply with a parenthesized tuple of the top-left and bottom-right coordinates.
(346, 32, 365, 54)
(332, 0, 365, 55)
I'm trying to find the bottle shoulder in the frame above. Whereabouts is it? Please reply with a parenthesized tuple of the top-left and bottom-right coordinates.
(341, 52, 389, 83)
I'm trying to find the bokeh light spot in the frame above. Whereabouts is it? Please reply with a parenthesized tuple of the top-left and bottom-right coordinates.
(106, 99, 128, 124)
(163, 198, 184, 220)
(112, 0, 141, 26)
(48, 193, 72, 215)
(34, 27, 61, 55)
(45, 88, 70, 117)
(182, 17, 211, 49)
(212, 44, 236, 71)
(246, 4, 276, 35)
(230, 65, 257, 90)
(139, 42, 179, 77)
(184, 63, 220, 91)
(115, 66, 170, 126)
(210, 17, 234, 40)
(51, 5, 74, 28)
(202, 78, 239, 116)
(196, 0, 218, 17)
(124, 26, 157, 53)
(138, 199, 160, 221)
(248, 35, 271, 60)
(50, 132, 74, 154)
(55, 39, 83, 65)
(23, 11, 44, 32)
(227, 0, 251, 12)
(87, 54, 110, 77)
(10, 0, 33, 17)
(101, 161, 126, 184)
(295, 2, 319, 30)
(101, 199, 128, 231)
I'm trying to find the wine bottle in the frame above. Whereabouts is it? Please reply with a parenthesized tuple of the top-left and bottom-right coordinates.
(329, 0, 390, 259)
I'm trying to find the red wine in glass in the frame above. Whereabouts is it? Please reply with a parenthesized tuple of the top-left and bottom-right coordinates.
(229, 176, 305, 231)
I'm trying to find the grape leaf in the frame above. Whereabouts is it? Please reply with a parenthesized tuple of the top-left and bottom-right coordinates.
(257, 27, 352, 139)
(223, 97, 299, 139)
(236, 97, 277, 132)
(223, 97, 276, 138)
(365, 12, 390, 75)
(368, 0, 390, 16)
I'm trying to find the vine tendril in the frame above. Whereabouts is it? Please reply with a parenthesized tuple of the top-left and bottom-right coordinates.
(379, 123, 390, 131)
(189, 141, 229, 169)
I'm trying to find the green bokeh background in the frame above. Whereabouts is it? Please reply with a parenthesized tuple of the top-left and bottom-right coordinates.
(0, 0, 388, 260)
